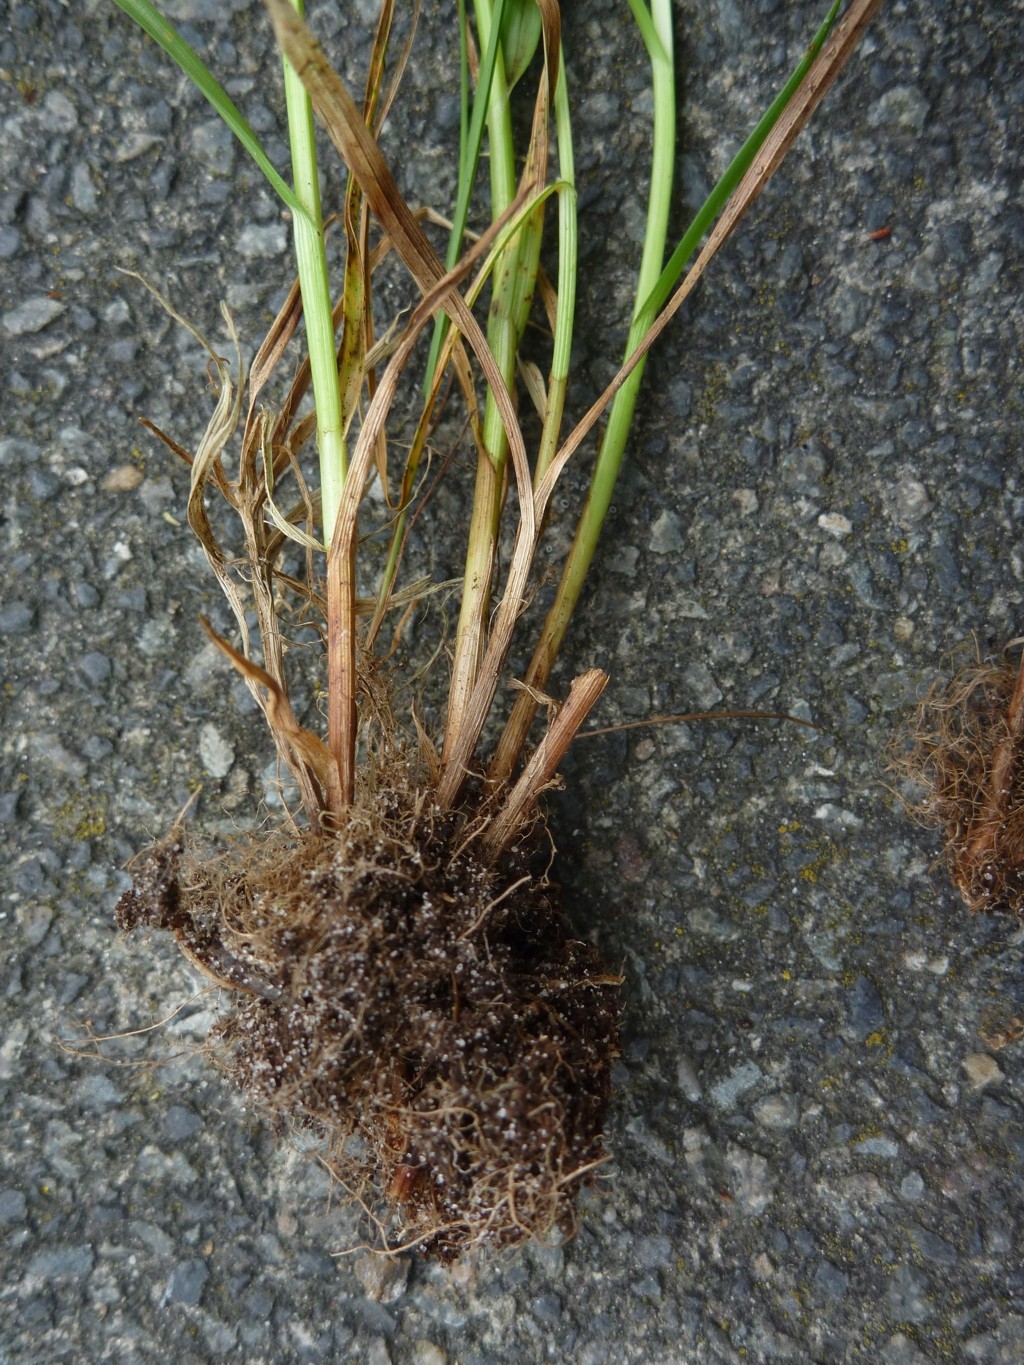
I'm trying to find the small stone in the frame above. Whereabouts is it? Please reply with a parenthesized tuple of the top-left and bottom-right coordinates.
(531, 1293, 563, 1325)
(162, 1105, 203, 1140)
(80, 651, 112, 686)
(102, 464, 143, 492)
(411, 1344, 447, 1365)
(812, 1259, 850, 1300)
(680, 661, 723, 709)
(3, 297, 66, 336)
(39, 89, 78, 132)
(909, 1225, 958, 1266)
(676, 1055, 701, 1102)
(70, 162, 98, 213)
(709, 1061, 762, 1108)
(818, 511, 852, 538)
(733, 488, 759, 515)
(608, 545, 639, 575)
(847, 974, 885, 1040)
(0, 1189, 28, 1224)
(869, 84, 930, 135)
(366, 1340, 392, 1365)
(853, 1136, 900, 1159)
(190, 118, 236, 175)
(962, 1053, 1003, 1089)
(753, 1093, 799, 1129)
(649, 509, 685, 554)
(899, 1171, 926, 1203)
(888, 477, 931, 525)
(162, 1258, 209, 1307)
(28, 733, 87, 778)
(26, 1246, 96, 1280)
(354, 1253, 409, 1303)
(637, 1234, 671, 1269)
(0, 602, 34, 633)
(73, 1074, 122, 1110)
(16, 905, 52, 946)
(237, 223, 287, 258)
(199, 723, 235, 778)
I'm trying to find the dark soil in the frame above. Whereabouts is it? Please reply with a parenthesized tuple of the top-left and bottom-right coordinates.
(114, 786, 621, 1260)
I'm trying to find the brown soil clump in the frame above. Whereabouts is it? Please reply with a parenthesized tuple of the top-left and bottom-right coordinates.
(893, 645, 1024, 920)
(115, 787, 620, 1259)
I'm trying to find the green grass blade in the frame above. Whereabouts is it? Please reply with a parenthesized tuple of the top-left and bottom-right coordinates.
(423, 0, 512, 391)
(639, 0, 842, 325)
(111, 0, 311, 227)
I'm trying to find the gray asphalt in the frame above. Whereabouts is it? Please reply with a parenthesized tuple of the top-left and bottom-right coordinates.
(1, 1, 1022, 1362)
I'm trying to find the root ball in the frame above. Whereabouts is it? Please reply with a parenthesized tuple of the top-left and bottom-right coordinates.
(115, 790, 620, 1258)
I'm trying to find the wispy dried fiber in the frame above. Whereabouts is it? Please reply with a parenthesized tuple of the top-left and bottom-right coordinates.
(892, 645, 1024, 919)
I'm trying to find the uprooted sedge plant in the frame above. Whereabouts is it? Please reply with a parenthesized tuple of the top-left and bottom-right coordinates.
(110, 0, 884, 1258)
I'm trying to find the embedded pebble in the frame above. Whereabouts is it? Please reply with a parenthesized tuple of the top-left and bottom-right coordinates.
(910, 1226, 958, 1267)
(162, 1258, 209, 1307)
(199, 723, 235, 778)
(648, 509, 685, 554)
(753, 1093, 799, 1129)
(162, 1105, 204, 1141)
(887, 476, 932, 524)
(900, 1171, 926, 1203)
(812, 1260, 850, 1301)
(962, 1053, 1003, 1089)
(70, 162, 98, 213)
(680, 661, 723, 709)
(354, 1253, 410, 1304)
(73, 1074, 122, 1110)
(676, 1055, 702, 1102)
(709, 1061, 762, 1108)
(853, 1136, 900, 1159)
(190, 118, 236, 175)
(25, 1246, 96, 1280)
(38, 90, 78, 132)
(0, 1189, 28, 1225)
(0, 602, 35, 634)
(846, 975, 885, 1041)
(3, 297, 66, 336)
(411, 1344, 447, 1365)
(101, 464, 143, 492)
(237, 223, 287, 258)
(79, 651, 112, 686)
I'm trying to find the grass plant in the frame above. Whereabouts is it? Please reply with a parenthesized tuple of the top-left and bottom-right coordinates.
(111, 0, 885, 1257)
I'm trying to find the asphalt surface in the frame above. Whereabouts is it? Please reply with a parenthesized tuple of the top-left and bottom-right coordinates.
(1, 1, 1022, 1362)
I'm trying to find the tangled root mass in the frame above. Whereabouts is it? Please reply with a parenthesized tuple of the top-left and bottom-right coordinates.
(115, 789, 620, 1259)
(894, 647, 1024, 919)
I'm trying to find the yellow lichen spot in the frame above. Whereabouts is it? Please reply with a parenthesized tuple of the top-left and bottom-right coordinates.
(781, 969, 792, 981)
(890, 537, 908, 554)
(800, 865, 818, 883)
(74, 809, 107, 840)
(865, 1031, 887, 1049)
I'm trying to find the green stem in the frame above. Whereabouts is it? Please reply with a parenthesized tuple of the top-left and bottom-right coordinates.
(281, 0, 347, 542)
(533, 47, 576, 486)
(442, 0, 543, 761)
(489, 0, 675, 784)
